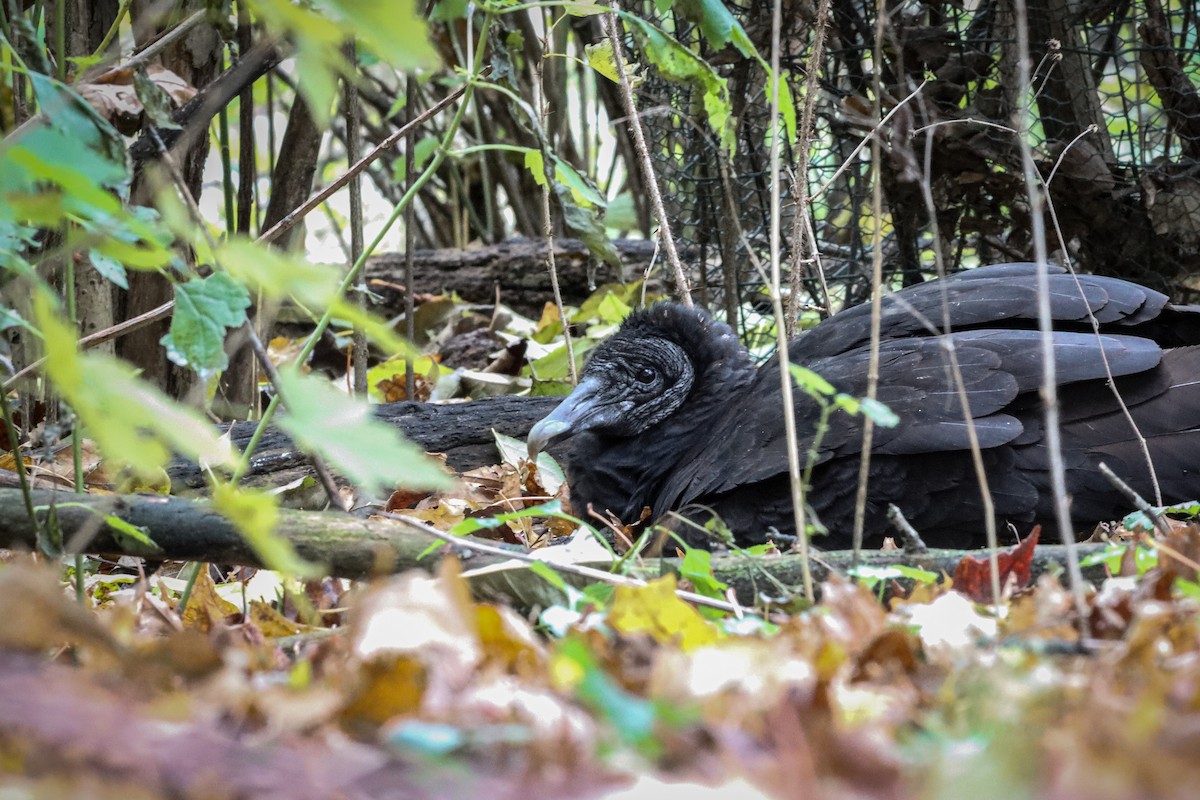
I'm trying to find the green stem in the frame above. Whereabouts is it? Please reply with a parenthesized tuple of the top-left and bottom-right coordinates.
(176, 561, 201, 615)
(65, 254, 85, 602)
(90, 0, 132, 58)
(233, 13, 495, 479)
(218, 49, 235, 232)
(53, 0, 64, 80)
(0, 390, 38, 533)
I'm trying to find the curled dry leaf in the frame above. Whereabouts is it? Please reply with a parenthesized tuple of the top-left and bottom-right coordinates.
(952, 525, 1040, 602)
(78, 66, 196, 136)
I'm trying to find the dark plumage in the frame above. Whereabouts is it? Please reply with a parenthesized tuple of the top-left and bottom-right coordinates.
(527, 264, 1200, 549)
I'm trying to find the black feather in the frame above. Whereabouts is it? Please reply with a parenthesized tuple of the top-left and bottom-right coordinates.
(527, 264, 1200, 549)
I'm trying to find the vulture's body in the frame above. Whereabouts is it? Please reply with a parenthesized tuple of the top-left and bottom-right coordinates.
(528, 264, 1200, 549)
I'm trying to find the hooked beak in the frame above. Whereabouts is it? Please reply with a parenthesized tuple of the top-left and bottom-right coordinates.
(527, 377, 605, 459)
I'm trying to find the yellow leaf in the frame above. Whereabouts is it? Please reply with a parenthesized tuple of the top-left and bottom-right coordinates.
(608, 576, 722, 651)
(341, 656, 427, 727)
(249, 599, 312, 638)
(180, 567, 239, 633)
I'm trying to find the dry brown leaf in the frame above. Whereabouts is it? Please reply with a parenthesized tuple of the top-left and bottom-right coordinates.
(77, 66, 195, 135)
(180, 567, 240, 633)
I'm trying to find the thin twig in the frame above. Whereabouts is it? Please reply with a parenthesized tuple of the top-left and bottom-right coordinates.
(535, 9, 577, 382)
(762, 0, 814, 603)
(1040, 127, 1162, 506)
(344, 40, 369, 397)
(403, 74, 419, 400)
(913, 83, 1002, 605)
(786, 0, 833, 329)
(602, 12, 692, 306)
(1097, 462, 1171, 537)
(96, 9, 207, 80)
(810, 78, 928, 203)
(851, 2, 889, 567)
(1012, 0, 1090, 636)
(256, 83, 475, 248)
(383, 511, 740, 613)
(886, 504, 928, 555)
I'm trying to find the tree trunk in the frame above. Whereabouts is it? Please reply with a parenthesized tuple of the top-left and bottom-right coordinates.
(67, 0, 121, 357)
(121, 5, 224, 398)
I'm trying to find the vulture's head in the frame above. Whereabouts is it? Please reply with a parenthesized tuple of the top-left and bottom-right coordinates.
(527, 303, 754, 456)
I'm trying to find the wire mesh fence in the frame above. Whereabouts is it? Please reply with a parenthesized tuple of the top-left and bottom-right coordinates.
(630, 0, 1200, 340)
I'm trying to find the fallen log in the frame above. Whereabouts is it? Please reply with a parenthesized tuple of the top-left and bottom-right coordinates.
(0, 488, 1118, 610)
(168, 395, 561, 493)
(361, 237, 664, 316)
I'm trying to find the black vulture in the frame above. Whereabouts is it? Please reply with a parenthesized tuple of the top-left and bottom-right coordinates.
(527, 264, 1200, 549)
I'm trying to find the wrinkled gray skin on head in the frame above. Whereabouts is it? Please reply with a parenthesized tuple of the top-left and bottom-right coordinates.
(527, 336, 696, 455)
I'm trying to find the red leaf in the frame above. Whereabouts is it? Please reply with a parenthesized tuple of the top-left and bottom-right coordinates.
(952, 526, 1041, 602)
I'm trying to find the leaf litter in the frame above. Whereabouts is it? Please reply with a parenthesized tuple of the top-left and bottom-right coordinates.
(3, 519, 1200, 798)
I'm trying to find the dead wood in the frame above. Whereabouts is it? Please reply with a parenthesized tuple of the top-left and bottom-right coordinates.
(361, 237, 666, 316)
(0, 488, 1117, 611)
(168, 394, 562, 494)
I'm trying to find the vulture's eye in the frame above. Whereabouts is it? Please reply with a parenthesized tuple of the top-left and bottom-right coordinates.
(635, 367, 657, 384)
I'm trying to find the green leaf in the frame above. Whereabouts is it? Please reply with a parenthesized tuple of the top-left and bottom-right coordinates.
(429, 0, 469, 21)
(859, 397, 900, 427)
(623, 16, 735, 154)
(679, 547, 729, 599)
(275, 367, 453, 494)
(555, 160, 606, 208)
(832, 393, 861, 415)
(133, 68, 180, 129)
(774, 78, 798, 144)
(524, 148, 548, 187)
(891, 563, 939, 583)
(596, 293, 634, 325)
(212, 483, 321, 577)
(217, 238, 412, 356)
(161, 273, 252, 376)
(605, 192, 639, 231)
(529, 560, 569, 593)
(322, 0, 437, 73)
(100, 513, 160, 552)
(528, 339, 592, 381)
(789, 363, 836, 397)
(1121, 500, 1200, 533)
(35, 292, 238, 479)
(1175, 578, 1200, 600)
(393, 136, 440, 182)
(672, 0, 756, 57)
(47, 502, 162, 553)
(584, 41, 623, 84)
(218, 238, 340, 305)
(25, 73, 128, 193)
(847, 564, 901, 589)
(87, 250, 129, 289)
(449, 500, 569, 537)
(0, 306, 30, 332)
(249, 0, 436, 127)
(1080, 543, 1129, 571)
(554, 183, 622, 270)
